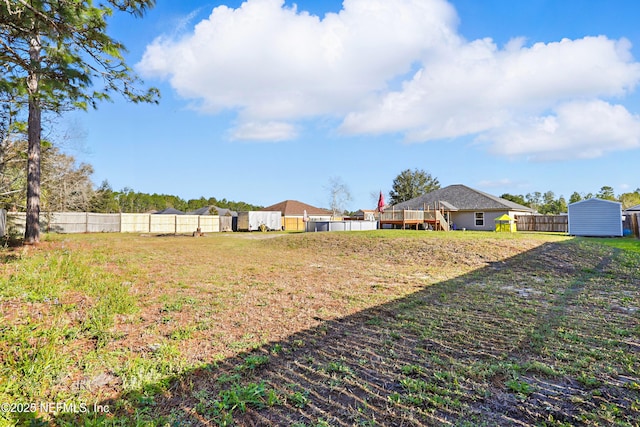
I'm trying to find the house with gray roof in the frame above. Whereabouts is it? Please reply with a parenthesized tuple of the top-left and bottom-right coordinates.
(187, 206, 237, 232)
(392, 184, 535, 231)
(153, 207, 185, 215)
(187, 206, 237, 217)
(624, 204, 640, 213)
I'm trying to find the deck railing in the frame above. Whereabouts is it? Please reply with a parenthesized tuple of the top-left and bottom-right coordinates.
(380, 210, 424, 222)
(424, 211, 437, 221)
(379, 209, 449, 230)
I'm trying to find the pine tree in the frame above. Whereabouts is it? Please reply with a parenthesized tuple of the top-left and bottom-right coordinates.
(1, 0, 159, 243)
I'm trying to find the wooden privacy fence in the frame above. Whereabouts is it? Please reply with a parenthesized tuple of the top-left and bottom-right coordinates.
(623, 213, 640, 238)
(283, 217, 306, 231)
(516, 215, 568, 232)
(4, 212, 223, 235)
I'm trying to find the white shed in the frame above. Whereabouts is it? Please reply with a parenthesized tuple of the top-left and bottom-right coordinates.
(568, 198, 622, 237)
(236, 211, 282, 231)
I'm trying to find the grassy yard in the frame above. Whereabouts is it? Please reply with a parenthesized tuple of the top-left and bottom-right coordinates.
(0, 231, 638, 426)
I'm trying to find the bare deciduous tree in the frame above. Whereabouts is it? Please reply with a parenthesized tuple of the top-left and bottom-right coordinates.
(0, 138, 94, 212)
(326, 176, 352, 218)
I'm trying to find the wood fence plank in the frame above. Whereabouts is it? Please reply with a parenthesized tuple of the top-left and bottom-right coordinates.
(516, 215, 568, 232)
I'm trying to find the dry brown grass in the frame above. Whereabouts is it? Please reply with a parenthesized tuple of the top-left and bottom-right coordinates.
(1, 231, 638, 426)
(65, 232, 552, 365)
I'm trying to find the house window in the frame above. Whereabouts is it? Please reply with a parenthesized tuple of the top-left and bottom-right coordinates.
(475, 212, 484, 227)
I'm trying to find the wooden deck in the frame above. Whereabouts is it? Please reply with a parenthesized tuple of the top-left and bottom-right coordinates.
(379, 209, 449, 231)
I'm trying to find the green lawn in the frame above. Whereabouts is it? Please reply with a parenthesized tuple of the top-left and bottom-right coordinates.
(592, 236, 640, 254)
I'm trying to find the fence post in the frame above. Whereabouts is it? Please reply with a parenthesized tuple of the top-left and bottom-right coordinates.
(0, 208, 5, 237)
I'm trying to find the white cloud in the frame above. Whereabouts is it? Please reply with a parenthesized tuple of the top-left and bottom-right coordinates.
(341, 36, 640, 142)
(230, 121, 297, 141)
(138, 0, 640, 159)
(485, 100, 640, 161)
(137, 0, 459, 139)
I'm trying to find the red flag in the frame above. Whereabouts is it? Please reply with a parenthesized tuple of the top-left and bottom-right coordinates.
(377, 191, 385, 213)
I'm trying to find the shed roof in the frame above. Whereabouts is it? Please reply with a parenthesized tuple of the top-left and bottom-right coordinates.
(393, 184, 534, 212)
(261, 200, 332, 216)
(624, 204, 640, 212)
(569, 198, 622, 207)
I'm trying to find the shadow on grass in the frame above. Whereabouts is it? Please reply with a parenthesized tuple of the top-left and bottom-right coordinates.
(42, 239, 640, 426)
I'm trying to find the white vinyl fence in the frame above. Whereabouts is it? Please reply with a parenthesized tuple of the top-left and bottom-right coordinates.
(120, 214, 149, 233)
(5, 212, 221, 235)
(305, 220, 379, 232)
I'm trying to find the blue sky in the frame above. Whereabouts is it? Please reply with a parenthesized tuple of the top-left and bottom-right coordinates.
(66, 0, 640, 211)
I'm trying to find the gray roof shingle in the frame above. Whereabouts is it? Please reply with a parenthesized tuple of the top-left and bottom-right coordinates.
(392, 184, 534, 212)
(153, 207, 185, 215)
(187, 206, 237, 216)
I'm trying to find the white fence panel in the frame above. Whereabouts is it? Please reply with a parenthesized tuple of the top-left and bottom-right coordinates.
(47, 212, 87, 233)
(199, 216, 220, 233)
(176, 215, 199, 234)
(348, 221, 378, 231)
(4, 212, 224, 235)
(87, 213, 120, 233)
(121, 213, 150, 233)
(306, 220, 378, 232)
(6, 213, 27, 236)
(150, 215, 177, 234)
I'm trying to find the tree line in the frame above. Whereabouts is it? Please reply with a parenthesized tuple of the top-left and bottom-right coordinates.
(90, 181, 262, 213)
(0, 144, 261, 214)
(502, 186, 640, 214)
